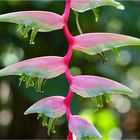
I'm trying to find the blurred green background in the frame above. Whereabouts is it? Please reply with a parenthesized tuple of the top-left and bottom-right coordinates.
(0, 0, 140, 139)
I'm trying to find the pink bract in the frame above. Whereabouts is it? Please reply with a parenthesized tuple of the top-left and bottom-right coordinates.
(24, 96, 66, 118)
(0, 56, 66, 79)
(69, 115, 102, 139)
(71, 0, 124, 12)
(70, 75, 136, 98)
(0, 11, 64, 32)
(73, 33, 140, 55)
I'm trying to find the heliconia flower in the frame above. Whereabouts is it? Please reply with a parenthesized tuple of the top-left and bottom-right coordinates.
(69, 115, 102, 140)
(0, 0, 139, 139)
(0, 56, 66, 92)
(0, 11, 64, 44)
(71, 0, 124, 13)
(70, 75, 136, 98)
(24, 96, 66, 135)
(73, 33, 140, 55)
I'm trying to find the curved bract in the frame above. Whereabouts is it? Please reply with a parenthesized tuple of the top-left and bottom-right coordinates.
(69, 115, 102, 139)
(71, 0, 124, 12)
(70, 75, 136, 98)
(73, 33, 140, 55)
(0, 11, 64, 32)
(24, 96, 66, 118)
(0, 56, 66, 79)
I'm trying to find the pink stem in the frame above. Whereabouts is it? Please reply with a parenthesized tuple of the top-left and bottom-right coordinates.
(63, 0, 75, 140)
(64, 90, 73, 140)
(67, 131, 73, 140)
(63, 0, 71, 23)
(64, 45, 73, 84)
(64, 90, 73, 120)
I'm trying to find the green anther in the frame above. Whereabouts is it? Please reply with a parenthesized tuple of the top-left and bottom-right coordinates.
(37, 113, 43, 120)
(34, 78, 38, 91)
(92, 93, 112, 111)
(17, 24, 25, 35)
(30, 27, 39, 45)
(37, 113, 48, 127)
(17, 24, 39, 45)
(19, 74, 26, 86)
(42, 79, 47, 87)
(23, 25, 32, 38)
(91, 97, 98, 111)
(26, 76, 34, 87)
(48, 119, 53, 136)
(36, 78, 47, 92)
(42, 117, 48, 127)
(48, 118, 57, 136)
(37, 114, 57, 135)
(38, 78, 44, 92)
(29, 77, 35, 87)
(112, 48, 120, 61)
(104, 93, 111, 103)
(35, 78, 42, 92)
(51, 118, 57, 134)
(41, 79, 47, 92)
(96, 95, 103, 108)
(19, 74, 46, 93)
(92, 95, 104, 111)
(92, 8, 99, 22)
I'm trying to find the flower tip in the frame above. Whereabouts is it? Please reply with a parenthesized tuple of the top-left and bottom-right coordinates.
(24, 107, 33, 115)
(24, 110, 29, 115)
(98, 132, 102, 140)
(129, 91, 139, 98)
(117, 4, 125, 10)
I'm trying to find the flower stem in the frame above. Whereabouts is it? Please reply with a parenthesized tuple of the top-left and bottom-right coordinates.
(63, 0, 75, 140)
(63, 0, 71, 23)
(64, 90, 73, 120)
(64, 90, 73, 140)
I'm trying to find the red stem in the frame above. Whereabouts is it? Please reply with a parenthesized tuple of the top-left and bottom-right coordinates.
(64, 90, 73, 120)
(63, 0, 71, 23)
(63, 0, 75, 140)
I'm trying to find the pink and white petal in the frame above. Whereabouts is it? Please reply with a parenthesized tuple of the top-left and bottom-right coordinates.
(0, 56, 66, 79)
(70, 75, 136, 98)
(71, 0, 124, 12)
(24, 96, 66, 118)
(0, 11, 64, 32)
(73, 33, 140, 55)
(69, 115, 102, 139)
